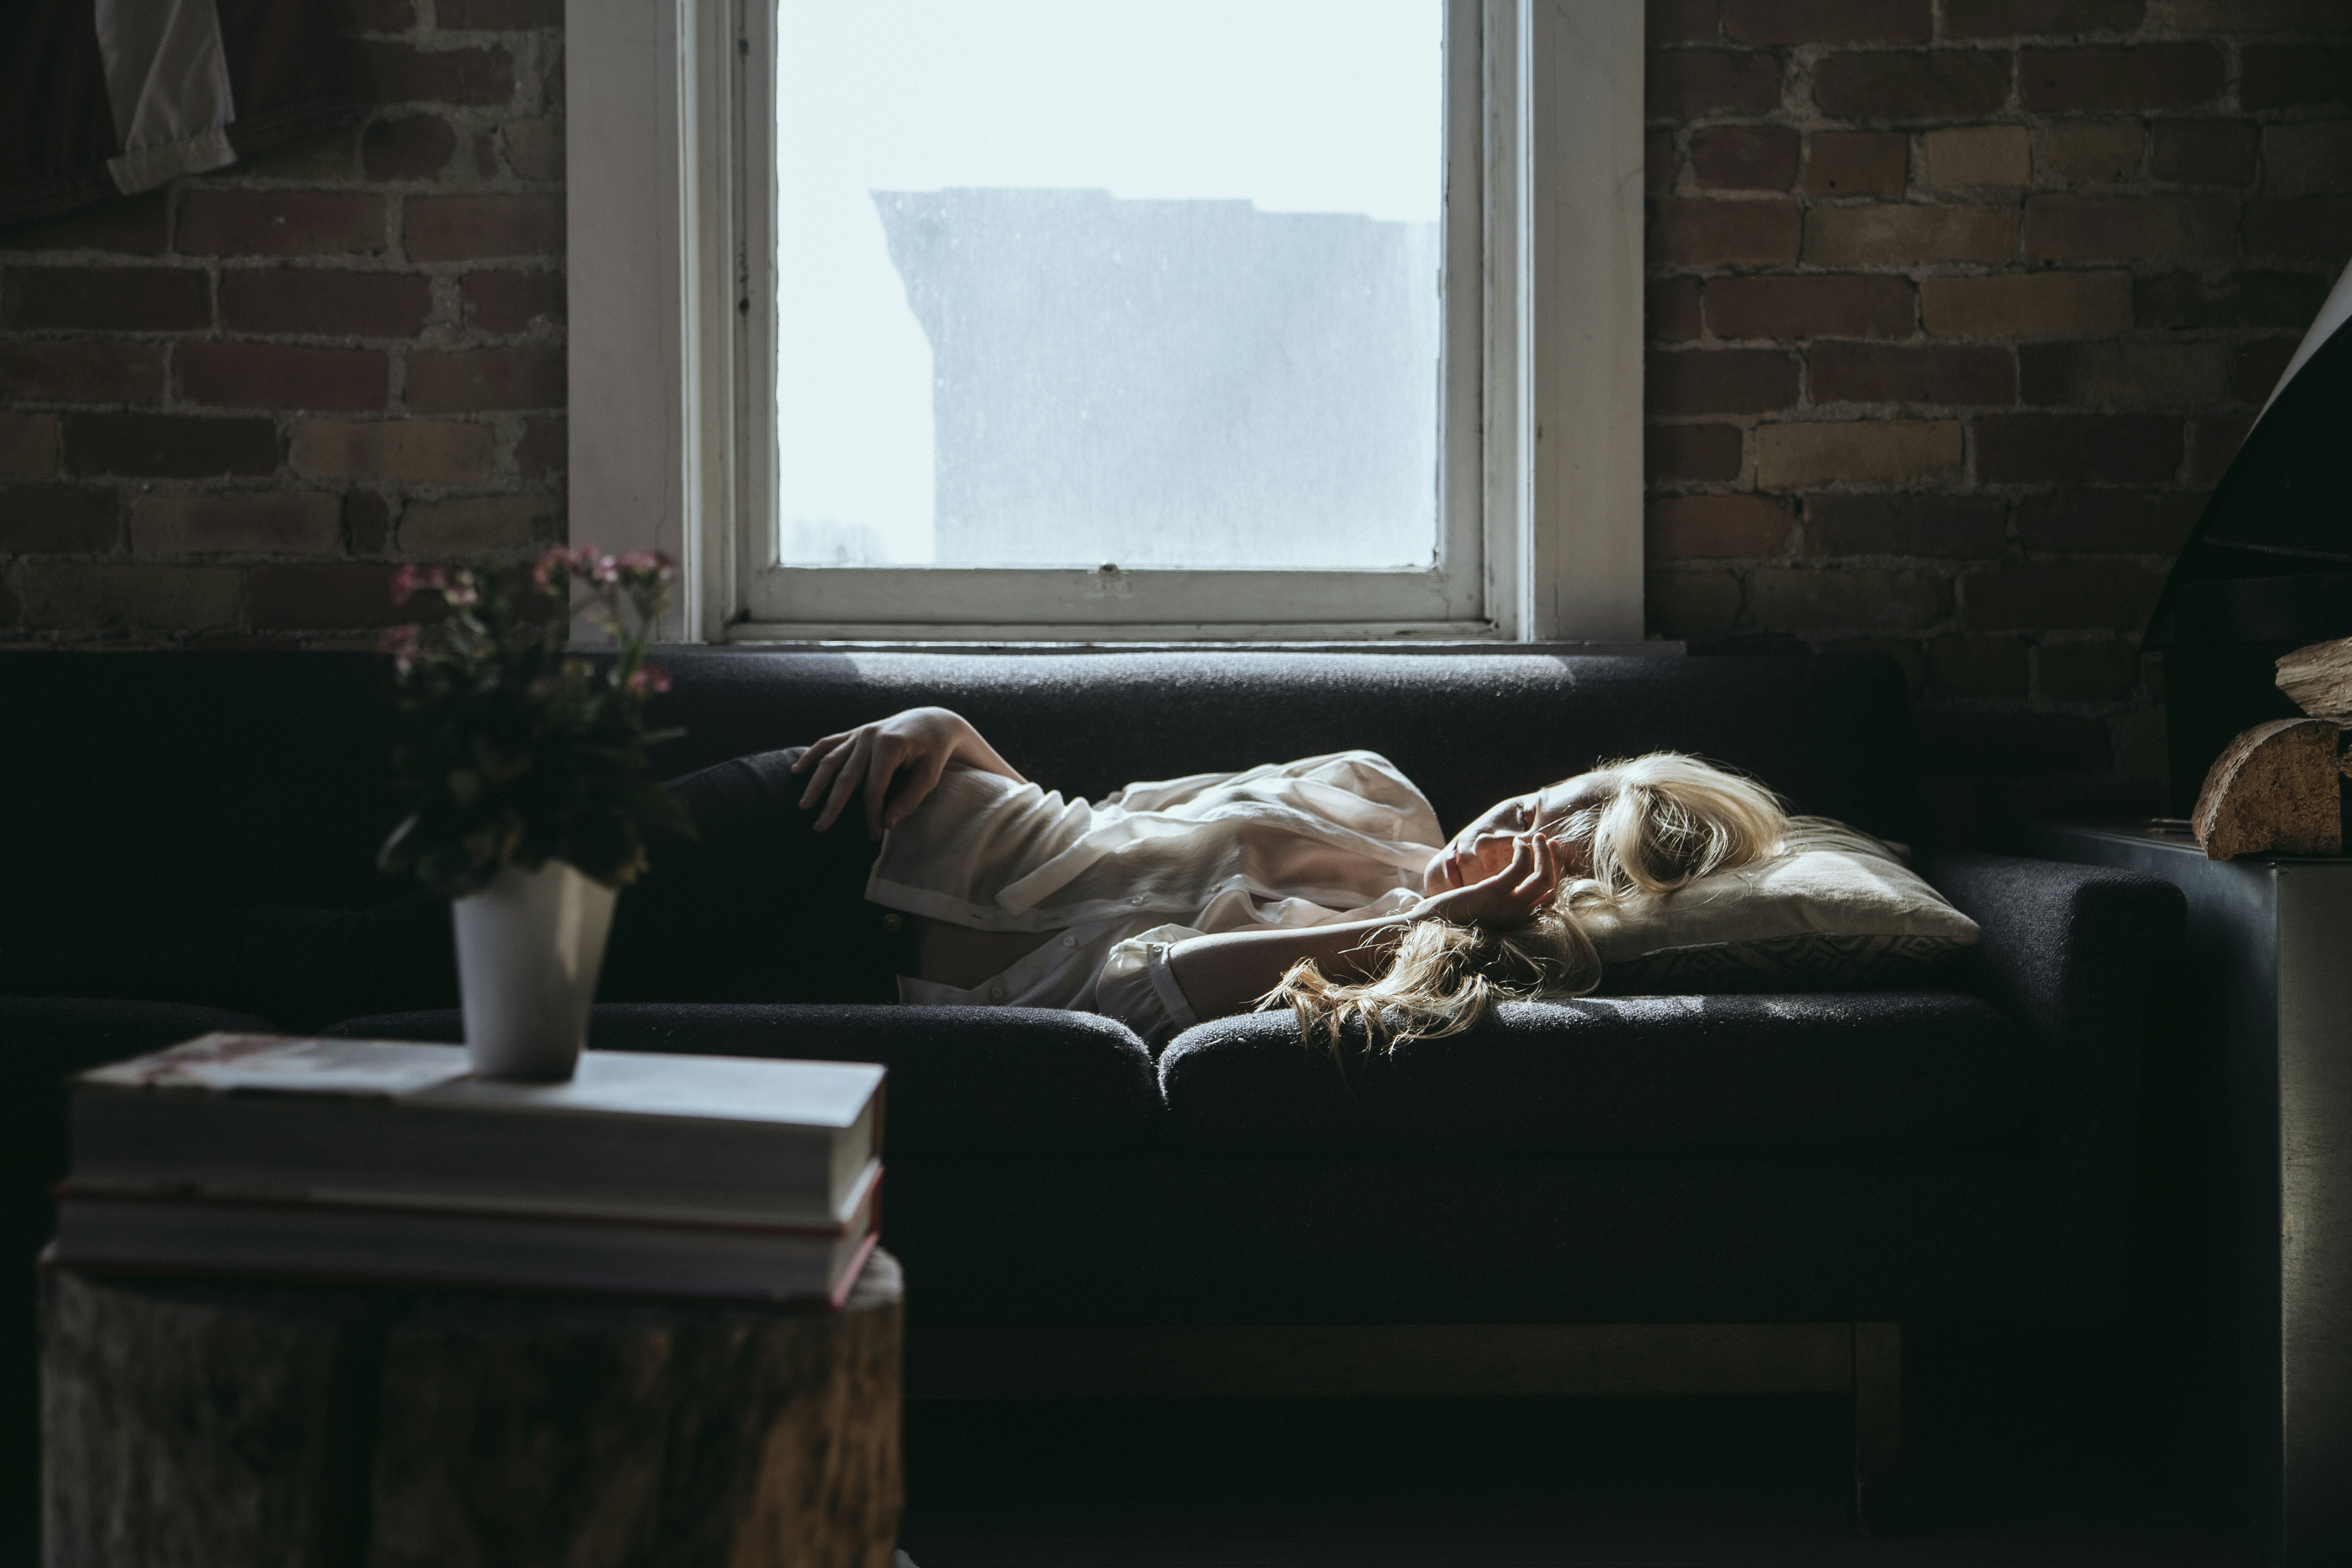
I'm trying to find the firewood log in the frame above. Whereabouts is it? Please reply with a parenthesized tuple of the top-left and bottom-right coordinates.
(2275, 634, 2352, 719)
(2192, 717, 2343, 859)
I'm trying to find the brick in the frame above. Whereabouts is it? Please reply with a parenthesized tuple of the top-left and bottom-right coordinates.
(129, 491, 343, 555)
(1646, 349, 1799, 414)
(0, 413, 59, 477)
(1803, 132, 1906, 197)
(1648, 131, 1677, 196)
(1835, 637, 1925, 692)
(2148, 0, 2334, 25)
(502, 116, 565, 181)
(347, 491, 392, 554)
(179, 192, 387, 257)
(2039, 641, 2141, 702)
(1723, 0, 1928, 42)
(2245, 196, 2352, 260)
(460, 270, 564, 332)
(1648, 0, 1721, 44)
(1803, 204, 2016, 266)
(1647, 571, 1743, 637)
(1917, 712, 2112, 776)
(23, 562, 240, 630)
(515, 416, 565, 479)
(1649, 278, 1704, 341)
(544, 41, 565, 111)
(2016, 488, 2201, 552)
(64, 414, 279, 478)
(1689, 127, 1799, 191)
(1648, 200, 1801, 267)
(1805, 494, 2006, 557)
(361, 114, 457, 180)
(1705, 274, 1915, 339)
(2189, 414, 2254, 487)
(1975, 414, 2181, 484)
(2263, 121, 2352, 193)
(438, 0, 562, 24)
(2019, 341, 2229, 411)
(247, 562, 416, 629)
(2241, 46, 2352, 111)
(335, 0, 418, 30)
(406, 346, 565, 412)
(1645, 425, 1745, 482)
(1748, 567, 1945, 629)
(405, 194, 565, 261)
(2018, 46, 2223, 113)
(1646, 494, 1791, 558)
(2021, 195, 2236, 261)
(1647, 51, 1783, 121)
(1925, 635, 2030, 698)
(350, 41, 516, 106)
(2133, 270, 2330, 330)
(290, 419, 496, 482)
(219, 269, 434, 338)
(0, 484, 116, 552)
(1756, 420, 1961, 489)
(2049, 121, 2144, 185)
(1963, 562, 2164, 631)
(0, 570, 15, 630)
(2234, 338, 2299, 403)
(400, 493, 556, 552)
(1812, 51, 2009, 123)
(1924, 127, 2030, 190)
(1808, 343, 2014, 406)
(2, 267, 209, 331)
(1945, 0, 2146, 34)
(0, 190, 168, 255)
(0, 341, 165, 404)
(177, 343, 389, 412)
(235, 124, 360, 180)
(1921, 271, 2133, 339)
(2151, 119, 2258, 186)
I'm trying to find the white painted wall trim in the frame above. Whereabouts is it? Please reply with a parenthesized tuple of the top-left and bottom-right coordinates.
(567, 0, 1644, 646)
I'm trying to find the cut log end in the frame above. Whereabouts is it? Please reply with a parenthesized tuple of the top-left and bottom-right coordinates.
(2192, 717, 2344, 860)
(2275, 633, 2352, 720)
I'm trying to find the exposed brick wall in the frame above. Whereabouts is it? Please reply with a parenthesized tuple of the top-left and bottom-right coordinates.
(1647, 0, 2352, 835)
(3, 0, 2348, 838)
(0, 0, 564, 649)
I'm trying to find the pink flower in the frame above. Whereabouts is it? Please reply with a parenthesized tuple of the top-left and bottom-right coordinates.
(626, 663, 673, 696)
(392, 565, 451, 605)
(531, 547, 570, 588)
(614, 550, 676, 582)
(442, 572, 480, 608)
(591, 553, 622, 585)
(377, 624, 421, 673)
(391, 564, 421, 604)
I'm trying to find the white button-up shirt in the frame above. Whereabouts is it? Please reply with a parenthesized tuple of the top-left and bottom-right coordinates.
(864, 752, 1444, 1047)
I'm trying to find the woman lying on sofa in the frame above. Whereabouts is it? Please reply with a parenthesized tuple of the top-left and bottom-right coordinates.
(753, 706, 1789, 1050)
(3, 707, 1787, 1049)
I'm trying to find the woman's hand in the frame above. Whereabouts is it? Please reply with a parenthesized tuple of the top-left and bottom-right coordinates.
(1415, 833, 1565, 932)
(790, 707, 1023, 838)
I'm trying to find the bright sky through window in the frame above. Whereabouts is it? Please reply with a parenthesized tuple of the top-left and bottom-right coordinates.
(775, 0, 1446, 570)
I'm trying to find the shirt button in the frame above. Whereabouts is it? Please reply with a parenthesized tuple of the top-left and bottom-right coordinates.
(880, 913, 904, 932)
(1129, 895, 1146, 905)
(1062, 934, 1078, 948)
(988, 983, 1005, 1000)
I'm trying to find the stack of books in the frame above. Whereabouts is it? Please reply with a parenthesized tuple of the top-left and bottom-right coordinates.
(52, 1033, 884, 1306)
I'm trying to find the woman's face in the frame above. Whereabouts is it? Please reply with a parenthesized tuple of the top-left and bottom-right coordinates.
(1423, 770, 1620, 895)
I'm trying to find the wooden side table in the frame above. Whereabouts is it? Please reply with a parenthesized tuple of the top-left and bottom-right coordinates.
(40, 1248, 903, 1568)
(2028, 822, 2352, 1568)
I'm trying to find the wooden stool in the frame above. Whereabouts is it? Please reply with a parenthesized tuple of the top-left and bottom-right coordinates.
(40, 1248, 903, 1568)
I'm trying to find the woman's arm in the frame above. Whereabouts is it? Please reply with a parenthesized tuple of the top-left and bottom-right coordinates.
(1166, 834, 1566, 1022)
(792, 707, 1025, 838)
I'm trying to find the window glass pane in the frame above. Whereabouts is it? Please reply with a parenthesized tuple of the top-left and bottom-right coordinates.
(774, 0, 1445, 571)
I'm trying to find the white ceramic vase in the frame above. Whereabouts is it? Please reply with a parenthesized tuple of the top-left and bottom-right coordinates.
(451, 859, 618, 1082)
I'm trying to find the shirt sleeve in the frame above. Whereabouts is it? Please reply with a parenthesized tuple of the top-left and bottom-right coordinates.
(1092, 923, 1206, 1049)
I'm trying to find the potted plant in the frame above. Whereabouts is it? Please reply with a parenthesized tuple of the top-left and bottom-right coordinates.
(379, 548, 694, 1081)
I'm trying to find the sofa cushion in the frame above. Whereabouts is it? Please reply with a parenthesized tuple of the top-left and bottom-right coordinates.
(325, 1003, 1160, 1157)
(1158, 992, 2028, 1154)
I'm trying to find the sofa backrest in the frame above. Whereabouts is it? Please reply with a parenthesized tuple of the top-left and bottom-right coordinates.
(0, 649, 1911, 944)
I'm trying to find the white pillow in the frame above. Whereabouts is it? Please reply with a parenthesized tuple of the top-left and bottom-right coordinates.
(1578, 816, 1979, 993)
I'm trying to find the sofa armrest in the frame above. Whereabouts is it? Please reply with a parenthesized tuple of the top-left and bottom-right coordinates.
(1927, 852, 2185, 1311)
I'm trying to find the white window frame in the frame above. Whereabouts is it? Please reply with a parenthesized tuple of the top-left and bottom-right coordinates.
(567, 0, 1643, 647)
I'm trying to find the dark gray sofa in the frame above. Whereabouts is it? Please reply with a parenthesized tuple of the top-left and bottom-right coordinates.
(0, 647, 2184, 1526)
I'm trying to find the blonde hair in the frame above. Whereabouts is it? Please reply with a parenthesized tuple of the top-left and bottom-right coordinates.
(1268, 752, 1787, 1056)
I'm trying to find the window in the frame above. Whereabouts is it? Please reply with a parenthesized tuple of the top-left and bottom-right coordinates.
(565, 0, 1643, 645)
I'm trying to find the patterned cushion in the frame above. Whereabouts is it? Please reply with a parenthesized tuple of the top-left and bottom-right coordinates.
(1583, 817, 1978, 994)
